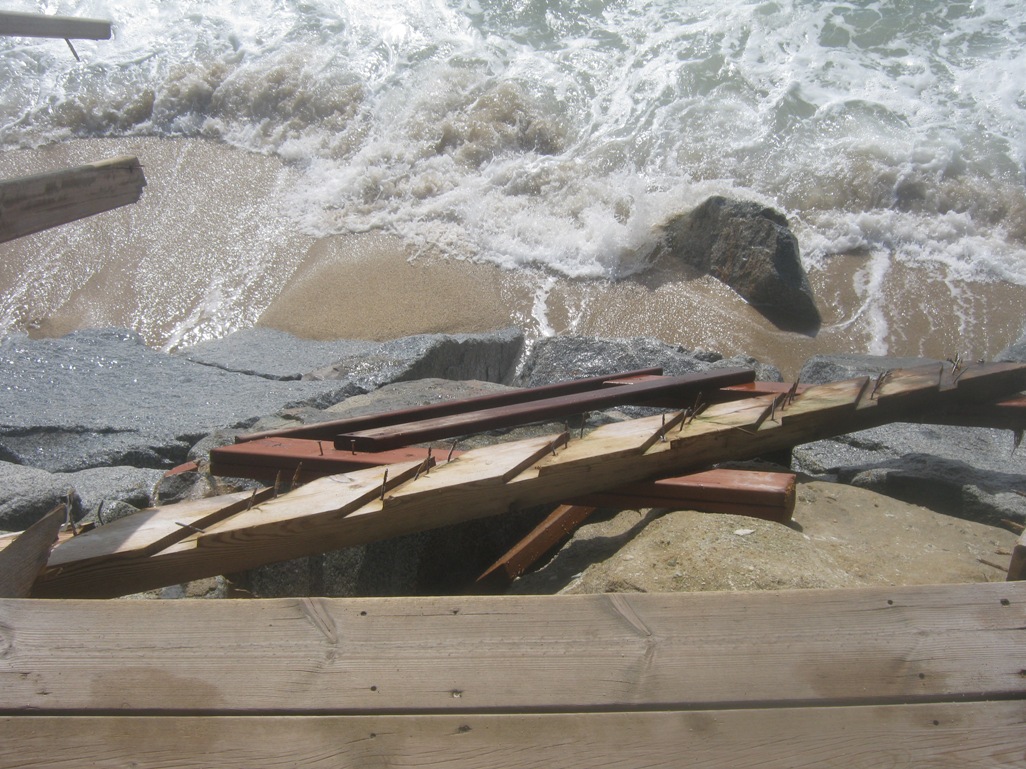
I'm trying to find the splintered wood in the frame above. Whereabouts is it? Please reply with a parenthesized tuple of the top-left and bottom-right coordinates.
(30, 362, 1026, 598)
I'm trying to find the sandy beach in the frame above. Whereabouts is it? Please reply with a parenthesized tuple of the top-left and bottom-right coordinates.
(3, 137, 1025, 378)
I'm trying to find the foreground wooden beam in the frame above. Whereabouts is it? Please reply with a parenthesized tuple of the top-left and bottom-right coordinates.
(2, 583, 1022, 768)
(2, 583, 1023, 713)
(1008, 530, 1026, 581)
(0, 156, 146, 244)
(2, 703, 1022, 769)
(31, 362, 1026, 598)
(0, 11, 111, 40)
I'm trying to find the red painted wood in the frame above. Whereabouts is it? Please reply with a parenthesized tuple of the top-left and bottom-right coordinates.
(334, 368, 756, 452)
(236, 367, 665, 443)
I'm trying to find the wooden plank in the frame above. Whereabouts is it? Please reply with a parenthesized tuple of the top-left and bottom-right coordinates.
(31, 363, 1026, 598)
(0, 11, 111, 40)
(477, 504, 599, 589)
(1007, 530, 1026, 581)
(2, 583, 1023, 713)
(210, 438, 449, 483)
(44, 490, 273, 571)
(0, 505, 65, 598)
(568, 469, 796, 521)
(333, 368, 755, 451)
(0, 156, 145, 244)
(237, 367, 665, 444)
(2, 702, 1023, 769)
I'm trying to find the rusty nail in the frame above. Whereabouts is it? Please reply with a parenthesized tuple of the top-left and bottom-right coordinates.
(871, 369, 891, 399)
(174, 521, 206, 535)
(380, 469, 389, 501)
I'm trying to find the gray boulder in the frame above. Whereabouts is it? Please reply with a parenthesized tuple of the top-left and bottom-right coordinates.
(998, 325, 1026, 363)
(305, 328, 524, 388)
(178, 328, 377, 381)
(0, 462, 160, 531)
(515, 335, 782, 387)
(0, 329, 361, 472)
(799, 353, 942, 384)
(0, 462, 80, 531)
(663, 196, 821, 332)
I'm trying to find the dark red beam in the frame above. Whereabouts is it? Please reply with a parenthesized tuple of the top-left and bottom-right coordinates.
(334, 368, 756, 452)
(236, 367, 664, 444)
(210, 438, 453, 484)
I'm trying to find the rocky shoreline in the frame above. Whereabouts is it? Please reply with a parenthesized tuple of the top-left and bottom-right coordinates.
(2, 326, 1024, 596)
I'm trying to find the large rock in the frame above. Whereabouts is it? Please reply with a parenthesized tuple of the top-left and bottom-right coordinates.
(998, 325, 1026, 362)
(0, 329, 360, 472)
(0, 461, 161, 531)
(510, 481, 1015, 595)
(798, 353, 942, 384)
(515, 336, 782, 387)
(0, 462, 80, 531)
(663, 196, 821, 332)
(794, 354, 1026, 526)
(304, 328, 524, 389)
(178, 328, 377, 380)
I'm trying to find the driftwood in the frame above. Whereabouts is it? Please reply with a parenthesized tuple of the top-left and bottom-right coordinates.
(0, 11, 111, 40)
(0, 156, 146, 243)
(29, 361, 1026, 599)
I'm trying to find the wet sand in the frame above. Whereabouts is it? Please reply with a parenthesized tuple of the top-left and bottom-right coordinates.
(3, 137, 1024, 378)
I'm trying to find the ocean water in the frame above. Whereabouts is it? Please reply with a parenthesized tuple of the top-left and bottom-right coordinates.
(2, 0, 1025, 362)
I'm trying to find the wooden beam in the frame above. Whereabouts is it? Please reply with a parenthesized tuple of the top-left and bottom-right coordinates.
(568, 469, 796, 521)
(0, 505, 65, 598)
(43, 490, 275, 573)
(237, 367, 665, 444)
(1, 583, 1023, 712)
(0, 156, 146, 244)
(1007, 530, 1026, 581)
(210, 438, 450, 483)
(2, 702, 1022, 769)
(477, 503, 598, 589)
(333, 368, 755, 451)
(31, 362, 1026, 598)
(0, 11, 111, 40)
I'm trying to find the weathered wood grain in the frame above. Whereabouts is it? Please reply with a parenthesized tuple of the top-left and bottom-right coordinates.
(0, 156, 145, 243)
(2, 702, 1023, 769)
(0, 506, 64, 598)
(2, 583, 1023, 713)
